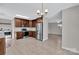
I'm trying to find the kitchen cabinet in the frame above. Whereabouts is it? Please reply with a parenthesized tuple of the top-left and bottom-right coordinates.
(16, 31, 36, 39)
(16, 32, 24, 39)
(29, 31, 36, 38)
(15, 17, 42, 27)
(23, 20, 29, 27)
(15, 18, 29, 27)
(15, 18, 22, 27)
(14, 17, 43, 39)
(29, 20, 37, 27)
(29, 20, 32, 27)
(32, 31, 36, 38)
(32, 20, 37, 27)
(29, 31, 33, 37)
(0, 38, 5, 55)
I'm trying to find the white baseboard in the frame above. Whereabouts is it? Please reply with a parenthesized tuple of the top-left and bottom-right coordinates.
(62, 46, 79, 53)
(43, 39, 48, 42)
(48, 34, 62, 36)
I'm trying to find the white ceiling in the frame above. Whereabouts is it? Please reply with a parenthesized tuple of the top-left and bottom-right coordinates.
(0, 3, 78, 20)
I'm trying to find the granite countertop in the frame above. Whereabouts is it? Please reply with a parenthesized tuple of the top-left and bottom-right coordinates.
(15, 27, 36, 32)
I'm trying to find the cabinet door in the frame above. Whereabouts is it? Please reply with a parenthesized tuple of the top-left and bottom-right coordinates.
(15, 19, 19, 27)
(16, 32, 24, 39)
(23, 20, 26, 27)
(29, 20, 32, 27)
(29, 31, 36, 38)
(15, 19, 22, 27)
(32, 31, 36, 38)
(0, 38, 5, 55)
(29, 31, 33, 37)
(32, 20, 37, 27)
(24, 20, 29, 27)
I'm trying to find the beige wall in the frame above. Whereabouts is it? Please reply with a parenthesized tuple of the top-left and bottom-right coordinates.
(48, 23, 62, 35)
(62, 5, 79, 53)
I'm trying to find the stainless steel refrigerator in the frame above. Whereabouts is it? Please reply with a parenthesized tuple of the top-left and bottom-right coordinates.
(36, 23, 43, 41)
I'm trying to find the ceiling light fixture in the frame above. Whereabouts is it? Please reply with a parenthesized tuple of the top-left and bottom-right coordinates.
(36, 3, 48, 17)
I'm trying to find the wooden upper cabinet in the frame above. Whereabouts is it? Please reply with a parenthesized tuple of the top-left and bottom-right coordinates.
(29, 20, 37, 27)
(15, 17, 43, 27)
(23, 20, 29, 27)
(29, 20, 32, 27)
(15, 18, 22, 27)
(15, 18, 29, 27)
(32, 20, 37, 27)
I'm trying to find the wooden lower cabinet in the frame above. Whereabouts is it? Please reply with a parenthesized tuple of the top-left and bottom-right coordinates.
(29, 31, 36, 38)
(29, 31, 32, 37)
(0, 38, 5, 55)
(32, 31, 36, 38)
(16, 31, 36, 39)
(16, 32, 24, 39)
